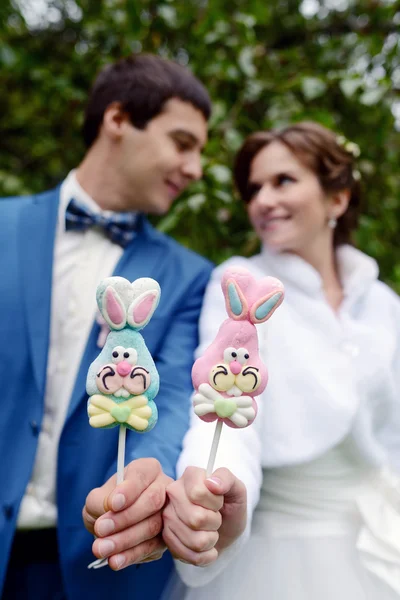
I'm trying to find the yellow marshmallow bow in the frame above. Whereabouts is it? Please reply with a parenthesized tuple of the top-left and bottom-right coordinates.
(88, 394, 152, 431)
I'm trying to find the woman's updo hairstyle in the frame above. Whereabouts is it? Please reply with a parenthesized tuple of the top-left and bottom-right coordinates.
(233, 121, 362, 247)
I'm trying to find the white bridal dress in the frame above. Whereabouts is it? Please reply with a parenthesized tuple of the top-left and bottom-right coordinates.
(167, 436, 400, 600)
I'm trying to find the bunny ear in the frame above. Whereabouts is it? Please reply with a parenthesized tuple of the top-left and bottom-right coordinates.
(250, 290, 284, 324)
(224, 278, 248, 320)
(127, 287, 160, 330)
(101, 286, 127, 330)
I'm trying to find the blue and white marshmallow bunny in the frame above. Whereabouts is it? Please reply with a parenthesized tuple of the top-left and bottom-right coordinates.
(86, 276, 160, 433)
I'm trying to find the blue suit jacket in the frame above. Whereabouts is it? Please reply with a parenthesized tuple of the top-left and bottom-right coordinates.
(0, 187, 213, 598)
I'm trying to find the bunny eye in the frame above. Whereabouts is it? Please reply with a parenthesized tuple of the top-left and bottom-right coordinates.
(236, 348, 250, 364)
(111, 346, 126, 363)
(223, 347, 239, 363)
(123, 348, 138, 365)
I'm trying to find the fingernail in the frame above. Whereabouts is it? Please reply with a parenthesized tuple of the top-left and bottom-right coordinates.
(96, 518, 115, 537)
(206, 477, 222, 486)
(114, 554, 126, 570)
(111, 493, 126, 511)
(97, 539, 115, 558)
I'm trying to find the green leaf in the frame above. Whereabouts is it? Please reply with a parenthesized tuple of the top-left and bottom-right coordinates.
(301, 77, 327, 100)
(187, 193, 206, 211)
(339, 78, 362, 98)
(157, 5, 177, 27)
(224, 128, 244, 151)
(0, 44, 17, 67)
(238, 47, 256, 77)
(359, 87, 387, 106)
(208, 165, 231, 184)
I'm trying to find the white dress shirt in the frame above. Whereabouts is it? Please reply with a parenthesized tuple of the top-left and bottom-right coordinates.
(17, 171, 125, 528)
(175, 245, 400, 586)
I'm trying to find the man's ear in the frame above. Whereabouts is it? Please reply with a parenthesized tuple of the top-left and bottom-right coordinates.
(102, 102, 130, 140)
(329, 188, 351, 220)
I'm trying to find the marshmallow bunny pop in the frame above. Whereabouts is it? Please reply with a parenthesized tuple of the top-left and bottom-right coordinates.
(192, 266, 284, 476)
(86, 276, 161, 568)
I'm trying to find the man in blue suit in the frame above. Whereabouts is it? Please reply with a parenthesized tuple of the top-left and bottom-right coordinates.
(0, 53, 213, 599)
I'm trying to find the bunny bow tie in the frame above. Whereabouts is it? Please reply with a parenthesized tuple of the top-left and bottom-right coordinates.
(88, 394, 153, 430)
(65, 197, 139, 248)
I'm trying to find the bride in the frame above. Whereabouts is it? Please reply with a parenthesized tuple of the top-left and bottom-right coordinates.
(162, 121, 400, 599)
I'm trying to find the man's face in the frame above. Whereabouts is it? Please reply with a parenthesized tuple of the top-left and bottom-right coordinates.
(116, 98, 208, 214)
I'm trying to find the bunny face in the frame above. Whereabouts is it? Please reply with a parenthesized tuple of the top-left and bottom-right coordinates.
(193, 319, 268, 399)
(86, 276, 161, 432)
(87, 330, 159, 400)
(192, 266, 284, 429)
(96, 345, 150, 397)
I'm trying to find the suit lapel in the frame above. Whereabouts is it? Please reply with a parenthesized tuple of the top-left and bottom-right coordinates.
(20, 187, 60, 396)
(66, 217, 169, 422)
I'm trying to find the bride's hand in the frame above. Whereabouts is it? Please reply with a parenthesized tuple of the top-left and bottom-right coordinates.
(162, 466, 247, 566)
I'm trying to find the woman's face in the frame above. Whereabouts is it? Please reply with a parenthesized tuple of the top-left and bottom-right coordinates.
(247, 141, 336, 261)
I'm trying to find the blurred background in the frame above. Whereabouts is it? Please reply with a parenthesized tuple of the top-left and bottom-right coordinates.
(1, 0, 399, 289)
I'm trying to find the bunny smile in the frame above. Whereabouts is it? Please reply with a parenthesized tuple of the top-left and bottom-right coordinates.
(96, 362, 151, 396)
(114, 388, 131, 398)
(226, 384, 243, 397)
(209, 358, 261, 396)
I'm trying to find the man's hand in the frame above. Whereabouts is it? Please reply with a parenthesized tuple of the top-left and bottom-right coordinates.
(162, 466, 247, 567)
(82, 458, 172, 570)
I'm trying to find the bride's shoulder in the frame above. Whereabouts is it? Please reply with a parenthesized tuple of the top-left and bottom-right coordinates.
(369, 279, 400, 318)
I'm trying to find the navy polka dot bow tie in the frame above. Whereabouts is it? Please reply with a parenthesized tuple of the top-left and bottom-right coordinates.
(65, 197, 139, 248)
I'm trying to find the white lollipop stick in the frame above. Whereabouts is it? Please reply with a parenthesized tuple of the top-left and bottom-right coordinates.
(88, 425, 126, 569)
(206, 420, 223, 477)
(87, 556, 108, 569)
(117, 425, 126, 484)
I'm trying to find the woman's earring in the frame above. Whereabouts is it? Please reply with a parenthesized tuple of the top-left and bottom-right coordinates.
(328, 217, 337, 229)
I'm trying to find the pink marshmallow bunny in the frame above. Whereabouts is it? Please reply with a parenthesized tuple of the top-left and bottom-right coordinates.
(192, 265, 284, 429)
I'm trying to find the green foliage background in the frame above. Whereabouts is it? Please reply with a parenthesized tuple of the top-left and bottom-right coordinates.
(1, 0, 400, 289)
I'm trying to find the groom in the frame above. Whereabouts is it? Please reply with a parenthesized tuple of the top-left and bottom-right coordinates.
(0, 53, 212, 599)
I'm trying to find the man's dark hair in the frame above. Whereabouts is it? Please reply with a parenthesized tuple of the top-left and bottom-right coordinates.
(82, 53, 212, 147)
